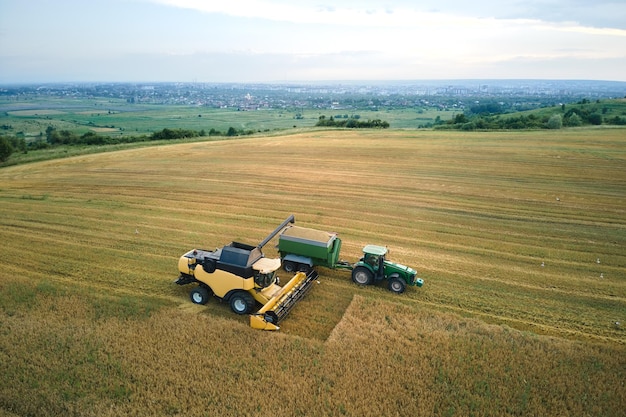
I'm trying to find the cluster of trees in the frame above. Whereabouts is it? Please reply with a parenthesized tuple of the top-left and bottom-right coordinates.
(315, 115, 389, 128)
(150, 127, 257, 139)
(437, 105, 626, 131)
(0, 136, 25, 162)
(149, 128, 202, 140)
(45, 127, 146, 146)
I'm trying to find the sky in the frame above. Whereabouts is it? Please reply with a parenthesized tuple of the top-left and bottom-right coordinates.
(0, 0, 625, 83)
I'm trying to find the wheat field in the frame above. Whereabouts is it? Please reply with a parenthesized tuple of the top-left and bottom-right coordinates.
(0, 129, 624, 416)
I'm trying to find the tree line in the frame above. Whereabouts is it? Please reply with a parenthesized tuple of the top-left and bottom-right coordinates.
(436, 100, 626, 131)
(0, 126, 260, 162)
(315, 115, 390, 128)
(45, 125, 258, 145)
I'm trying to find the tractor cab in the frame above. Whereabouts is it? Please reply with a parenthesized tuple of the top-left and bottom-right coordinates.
(361, 245, 387, 276)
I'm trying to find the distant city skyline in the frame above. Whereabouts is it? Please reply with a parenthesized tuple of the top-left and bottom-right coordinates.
(1, 0, 625, 83)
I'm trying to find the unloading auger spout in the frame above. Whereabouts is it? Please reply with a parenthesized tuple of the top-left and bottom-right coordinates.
(250, 269, 319, 330)
(257, 214, 295, 250)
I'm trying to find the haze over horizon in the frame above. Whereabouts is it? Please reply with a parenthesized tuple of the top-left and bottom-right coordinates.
(1, 0, 625, 84)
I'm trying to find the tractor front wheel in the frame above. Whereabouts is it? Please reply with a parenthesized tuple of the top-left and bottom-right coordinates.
(229, 291, 255, 315)
(190, 286, 210, 305)
(388, 277, 406, 294)
(352, 266, 373, 286)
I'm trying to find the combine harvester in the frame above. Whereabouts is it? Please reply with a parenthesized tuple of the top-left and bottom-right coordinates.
(175, 215, 318, 331)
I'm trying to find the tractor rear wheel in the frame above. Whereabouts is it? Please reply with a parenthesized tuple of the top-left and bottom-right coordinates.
(388, 277, 406, 294)
(352, 266, 373, 286)
(229, 291, 255, 315)
(190, 286, 210, 305)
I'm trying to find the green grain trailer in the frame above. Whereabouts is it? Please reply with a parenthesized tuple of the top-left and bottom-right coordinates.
(277, 226, 352, 272)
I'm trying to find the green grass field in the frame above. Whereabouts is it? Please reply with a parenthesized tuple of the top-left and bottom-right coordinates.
(1, 97, 453, 140)
(0, 128, 624, 416)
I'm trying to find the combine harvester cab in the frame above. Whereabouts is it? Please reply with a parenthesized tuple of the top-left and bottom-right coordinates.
(175, 215, 317, 330)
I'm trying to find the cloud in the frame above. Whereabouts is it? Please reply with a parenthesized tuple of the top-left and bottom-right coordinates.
(2, 0, 625, 82)
(149, 0, 626, 38)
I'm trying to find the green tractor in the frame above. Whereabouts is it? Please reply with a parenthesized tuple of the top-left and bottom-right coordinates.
(351, 245, 423, 293)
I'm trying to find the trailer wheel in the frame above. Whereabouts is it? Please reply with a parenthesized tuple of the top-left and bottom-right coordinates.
(298, 264, 311, 273)
(229, 291, 255, 315)
(388, 277, 406, 294)
(190, 286, 210, 305)
(352, 266, 373, 286)
(283, 261, 296, 273)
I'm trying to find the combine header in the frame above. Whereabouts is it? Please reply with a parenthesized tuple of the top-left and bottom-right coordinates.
(250, 269, 318, 330)
(175, 215, 317, 331)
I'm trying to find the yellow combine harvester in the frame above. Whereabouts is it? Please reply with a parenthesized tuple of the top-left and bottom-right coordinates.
(175, 215, 318, 330)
